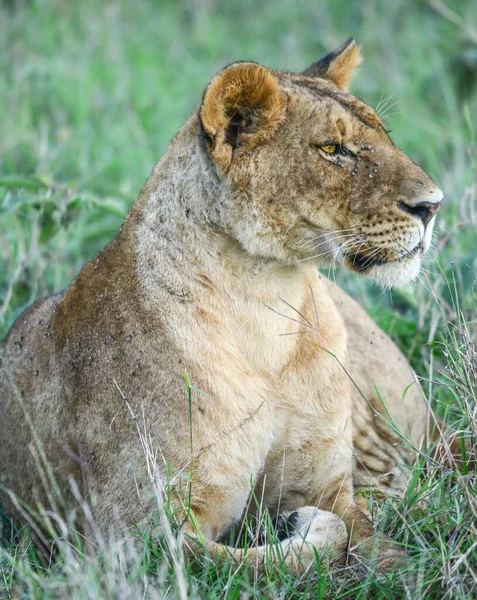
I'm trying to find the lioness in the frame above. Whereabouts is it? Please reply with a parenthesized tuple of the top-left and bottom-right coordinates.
(0, 39, 442, 571)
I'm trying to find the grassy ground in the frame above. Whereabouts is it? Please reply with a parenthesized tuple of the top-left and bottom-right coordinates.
(1, 0, 477, 597)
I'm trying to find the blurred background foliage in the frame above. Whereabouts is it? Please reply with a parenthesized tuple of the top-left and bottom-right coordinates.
(1, 0, 476, 367)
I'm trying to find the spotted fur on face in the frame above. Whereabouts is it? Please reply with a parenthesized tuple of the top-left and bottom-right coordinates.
(200, 39, 443, 287)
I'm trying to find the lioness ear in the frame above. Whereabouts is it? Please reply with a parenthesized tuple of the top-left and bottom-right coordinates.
(200, 62, 286, 170)
(302, 38, 362, 91)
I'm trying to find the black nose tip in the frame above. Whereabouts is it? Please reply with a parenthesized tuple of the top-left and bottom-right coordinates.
(399, 200, 442, 226)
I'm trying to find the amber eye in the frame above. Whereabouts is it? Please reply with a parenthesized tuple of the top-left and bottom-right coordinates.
(320, 144, 337, 154)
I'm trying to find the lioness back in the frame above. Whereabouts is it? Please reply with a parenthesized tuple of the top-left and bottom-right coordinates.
(1, 294, 66, 516)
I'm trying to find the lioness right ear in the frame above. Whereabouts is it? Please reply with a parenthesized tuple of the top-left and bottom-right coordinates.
(199, 62, 286, 170)
(302, 38, 362, 91)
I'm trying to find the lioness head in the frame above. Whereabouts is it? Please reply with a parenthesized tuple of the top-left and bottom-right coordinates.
(198, 39, 442, 286)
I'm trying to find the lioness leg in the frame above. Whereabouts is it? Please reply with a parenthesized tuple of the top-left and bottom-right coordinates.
(317, 475, 373, 544)
(262, 426, 404, 567)
(320, 480, 406, 568)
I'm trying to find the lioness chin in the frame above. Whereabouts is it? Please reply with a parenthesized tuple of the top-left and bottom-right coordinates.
(0, 39, 442, 573)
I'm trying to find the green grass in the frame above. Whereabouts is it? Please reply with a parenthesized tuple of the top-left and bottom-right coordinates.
(1, 0, 477, 597)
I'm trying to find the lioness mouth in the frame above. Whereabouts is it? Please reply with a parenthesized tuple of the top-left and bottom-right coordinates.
(349, 252, 388, 272)
(349, 244, 420, 272)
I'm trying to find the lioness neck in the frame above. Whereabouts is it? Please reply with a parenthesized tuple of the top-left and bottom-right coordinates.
(130, 112, 312, 305)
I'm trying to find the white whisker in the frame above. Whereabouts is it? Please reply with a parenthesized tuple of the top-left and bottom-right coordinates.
(375, 92, 396, 117)
(379, 99, 401, 119)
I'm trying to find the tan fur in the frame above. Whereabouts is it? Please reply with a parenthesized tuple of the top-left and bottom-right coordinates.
(0, 40, 443, 573)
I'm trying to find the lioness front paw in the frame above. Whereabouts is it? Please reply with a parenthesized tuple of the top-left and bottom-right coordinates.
(281, 507, 348, 557)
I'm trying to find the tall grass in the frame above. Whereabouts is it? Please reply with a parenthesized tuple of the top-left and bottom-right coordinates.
(1, 0, 477, 597)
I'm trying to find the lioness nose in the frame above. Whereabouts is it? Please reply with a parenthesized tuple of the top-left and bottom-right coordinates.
(399, 200, 442, 226)
(399, 187, 443, 226)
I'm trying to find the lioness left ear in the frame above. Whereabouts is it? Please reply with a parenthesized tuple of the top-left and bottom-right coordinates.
(302, 38, 362, 91)
(200, 62, 286, 170)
